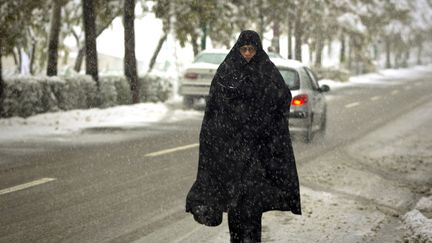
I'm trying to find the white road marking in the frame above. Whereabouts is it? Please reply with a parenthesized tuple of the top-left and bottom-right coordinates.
(0, 178, 56, 196)
(391, 90, 399, 95)
(345, 102, 360, 108)
(404, 86, 412, 90)
(414, 82, 422, 86)
(371, 96, 381, 101)
(145, 143, 199, 157)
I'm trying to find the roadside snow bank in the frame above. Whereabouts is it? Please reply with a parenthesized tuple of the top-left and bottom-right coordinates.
(0, 102, 202, 143)
(402, 207, 432, 242)
(415, 196, 432, 217)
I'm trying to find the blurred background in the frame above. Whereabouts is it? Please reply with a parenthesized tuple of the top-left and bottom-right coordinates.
(1, 0, 432, 117)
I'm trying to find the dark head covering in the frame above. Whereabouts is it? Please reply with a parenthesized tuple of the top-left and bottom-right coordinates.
(186, 30, 301, 226)
(236, 30, 262, 48)
(224, 30, 267, 69)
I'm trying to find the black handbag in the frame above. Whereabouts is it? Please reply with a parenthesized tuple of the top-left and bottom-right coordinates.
(191, 205, 223, 227)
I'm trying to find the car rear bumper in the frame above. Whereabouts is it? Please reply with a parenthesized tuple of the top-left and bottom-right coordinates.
(288, 115, 309, 133)
(179, 85, 210, 96)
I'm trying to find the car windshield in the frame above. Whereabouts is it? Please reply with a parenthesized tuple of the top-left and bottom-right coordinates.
(279, 68, 300, 90)
(194, 53, 227, 65)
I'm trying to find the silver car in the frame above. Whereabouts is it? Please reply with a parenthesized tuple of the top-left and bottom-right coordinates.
(179, 50, 329, 143)
(272, 58, 330, 142)
(179, 49, 227, 107)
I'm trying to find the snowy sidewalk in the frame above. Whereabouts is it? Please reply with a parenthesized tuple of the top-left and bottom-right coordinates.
(131, 93, 432, 243)
(263, 99, 432, 242)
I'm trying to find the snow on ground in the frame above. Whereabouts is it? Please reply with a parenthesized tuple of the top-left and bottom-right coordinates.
(0, 98, 201, 143)
(1, 64, 430, 144)
(257, 100, 432, 243)
(319, 64, 432, 90)
(402, 194, 432, 242)
(345, 99, 432, 242)
(402, 209, 432, 242)
(415, 196, 432, 216)
(174, 97, 432, 243)
(1, 64, 431, 242)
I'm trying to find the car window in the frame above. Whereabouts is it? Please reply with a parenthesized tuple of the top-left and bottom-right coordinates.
(194, 53, 227, 65)
(298, 68, 313, 89)
(278, 68, 300, 90)
(305, 67, 320, 90)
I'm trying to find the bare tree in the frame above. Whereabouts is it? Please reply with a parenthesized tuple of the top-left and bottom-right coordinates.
(0, 38, 4, 117)
(287, 19, 293, 59)
(148, 33, 167, 72)
(272, 19, 280, 53)
(47, 0, 63, 76)
(124, 0, 139, 103)
(82, 0, 99, 85)
(148, 0, 171, 73)
(340, 33, 346, 64)
(73, 15, 118, 72)
(294, 15, 303, 61)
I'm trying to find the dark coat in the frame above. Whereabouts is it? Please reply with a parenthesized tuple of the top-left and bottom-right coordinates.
(186, 30, 301, 226)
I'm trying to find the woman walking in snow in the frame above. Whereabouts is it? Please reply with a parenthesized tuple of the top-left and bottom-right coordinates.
(186, 30, 301, 243)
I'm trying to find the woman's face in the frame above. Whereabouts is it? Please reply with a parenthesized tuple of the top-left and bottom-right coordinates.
(239, 45, 256, 62)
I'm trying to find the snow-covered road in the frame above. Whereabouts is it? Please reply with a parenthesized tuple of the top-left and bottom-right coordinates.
(1, 65, 432, 242)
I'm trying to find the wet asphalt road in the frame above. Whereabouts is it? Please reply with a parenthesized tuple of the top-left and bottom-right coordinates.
(0, 71, 431, 242)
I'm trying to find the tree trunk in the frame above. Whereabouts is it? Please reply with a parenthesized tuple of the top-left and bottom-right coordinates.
(394, 51, 400, 68)
(148, 33, 167, 73)
(309, 41, 314, 64)
(191, 35, 199, 57)
(315, 37, 323, 68)
(17, 48, 22, 73)
(294, 19, 303, 61)
(12, 50, 18, 67)
(0, 38, 4, 117)
(0, 38, 2, 82)
(417, 40, 422, 65)
(402, 49, 409, 68)
(288, 19, 293, 59)
(148, 9, 171, 73)
(257, 0, 265, 40)
(340, 33, 345, 64)
(348, 35, 353, 70)
(27, 27, 36, 74)
(47, 0, 62, 76)
(385, 36, 391, 68)
(353, 36, 362, 74)
(30, 41, 36, 75)
(82, 0, 99, 85)
(124, 0, 139, 104)
(73, 16, 118, 72)
(200, 23, 207, 51)
(74, 47, 85, 72)
(272, 19, 280, 53)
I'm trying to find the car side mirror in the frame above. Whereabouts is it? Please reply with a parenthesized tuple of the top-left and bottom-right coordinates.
(319, 84, 330, 92)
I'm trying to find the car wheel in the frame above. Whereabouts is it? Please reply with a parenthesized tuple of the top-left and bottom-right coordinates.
(303, 115, 314, 143)
(183, 96, 194, 109)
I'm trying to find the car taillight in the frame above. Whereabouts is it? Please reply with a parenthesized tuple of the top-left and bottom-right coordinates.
(184, 72, 198, 79)
(292, 94, 308, 106)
